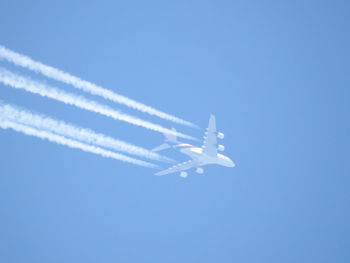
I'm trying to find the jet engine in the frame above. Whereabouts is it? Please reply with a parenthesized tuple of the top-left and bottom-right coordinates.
(180, 171, 188, 178)
(217, 132, 225, 139)
(196, 167, 204, 174)
(217, 144, 225, 151)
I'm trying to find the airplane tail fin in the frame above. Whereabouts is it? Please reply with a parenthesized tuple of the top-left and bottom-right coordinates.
(152, 128, 178, 152)
(164, 128, 178, 143)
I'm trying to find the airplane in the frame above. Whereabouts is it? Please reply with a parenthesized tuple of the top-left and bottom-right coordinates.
(152, 114, 235, 178)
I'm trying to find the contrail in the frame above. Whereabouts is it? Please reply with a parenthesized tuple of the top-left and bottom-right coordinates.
(0, 120, 158, 168)
(0, 45, 196, 128)
(0, 68, 195, 140)
(0, 103, 171, 162)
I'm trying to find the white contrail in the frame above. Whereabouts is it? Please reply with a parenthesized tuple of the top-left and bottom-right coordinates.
(0, 68, 195, 140)
(0, 45, 196, 128)
(0, 120, 158, 168)
(0, 103, 171, 162)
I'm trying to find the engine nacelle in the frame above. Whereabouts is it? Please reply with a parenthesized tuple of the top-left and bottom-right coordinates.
(196, 167, 204, 174)
(217, 144, 225, 151)
(217, 132, 225, 139)
(180, 171, 188, 178)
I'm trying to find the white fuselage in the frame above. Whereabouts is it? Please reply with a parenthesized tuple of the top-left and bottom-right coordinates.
(179, 146, 235, 168)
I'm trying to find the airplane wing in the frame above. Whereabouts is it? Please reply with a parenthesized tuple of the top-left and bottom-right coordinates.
(155, 160, 197, 176)
(202, 114, 218, 157)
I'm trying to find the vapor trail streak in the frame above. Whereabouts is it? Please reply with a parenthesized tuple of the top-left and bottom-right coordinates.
(0, 120, 158, 168)
(0, 103, 171, 162)
(0, 69, 195, 140)
(0, 45, 196, 128)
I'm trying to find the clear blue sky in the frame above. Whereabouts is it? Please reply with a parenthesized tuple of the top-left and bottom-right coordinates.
(1, 1, 349, 262)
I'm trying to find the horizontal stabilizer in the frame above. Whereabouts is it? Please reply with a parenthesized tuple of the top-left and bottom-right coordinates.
(152, 143, 171, 152)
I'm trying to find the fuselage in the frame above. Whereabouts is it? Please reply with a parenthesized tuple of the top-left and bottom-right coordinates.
(173, 143, 235, 168)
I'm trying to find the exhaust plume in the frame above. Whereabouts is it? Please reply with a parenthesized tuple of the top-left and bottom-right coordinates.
(0, 45, 196, 128)
(0, 68, 195, 140)
(0, 120, 158, 168)
(0, 103, 171, 162)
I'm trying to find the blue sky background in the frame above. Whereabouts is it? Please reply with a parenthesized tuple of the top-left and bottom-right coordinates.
(0, 1, 349, 262)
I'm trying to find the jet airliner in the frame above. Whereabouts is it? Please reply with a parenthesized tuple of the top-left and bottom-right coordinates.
(153, 114, 235, 178)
